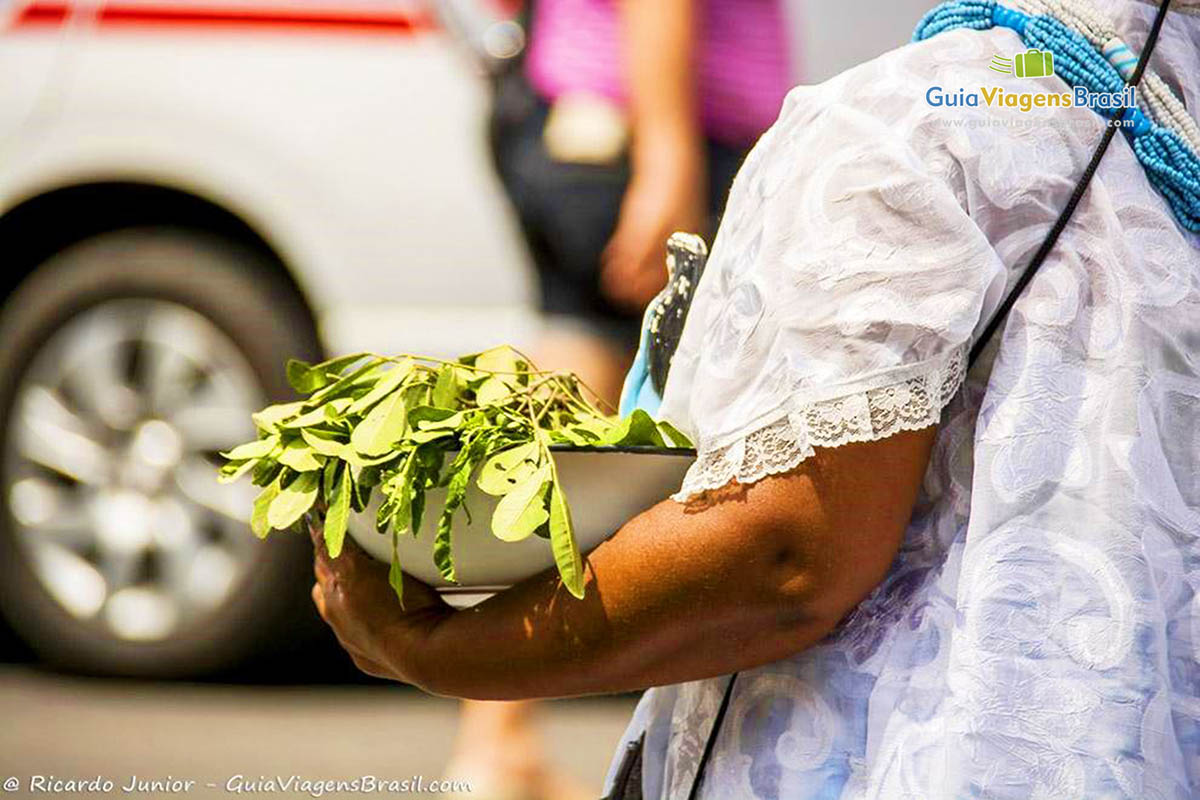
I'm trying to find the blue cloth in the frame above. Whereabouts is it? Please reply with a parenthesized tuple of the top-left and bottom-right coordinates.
(618, 303, 663, 418)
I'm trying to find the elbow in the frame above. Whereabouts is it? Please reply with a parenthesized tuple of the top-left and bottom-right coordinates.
(757, 540, 884, 637)
(767, 565, 843, 635)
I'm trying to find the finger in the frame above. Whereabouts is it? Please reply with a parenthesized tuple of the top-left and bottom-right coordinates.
(611, 275, 648, 311)
(308, 516, 338, 573)
(309, 518, 357, 584)
(601, 231, 633, 285)
(306, 513, 323, 549)
(319, 614, 386, 675)
(632, 274, 664, 308)
(313, 548, 336, 587)
(600, 257, 635, 304)
(631, 255, 667, 302)
(350, 653, 391, 680)
(311, 582, 327, 620)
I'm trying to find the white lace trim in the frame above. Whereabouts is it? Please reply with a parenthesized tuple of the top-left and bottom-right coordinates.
(672, 346, 968, 502)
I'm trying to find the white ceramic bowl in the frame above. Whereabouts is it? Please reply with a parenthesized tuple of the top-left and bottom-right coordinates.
(349, 447, 694, 606)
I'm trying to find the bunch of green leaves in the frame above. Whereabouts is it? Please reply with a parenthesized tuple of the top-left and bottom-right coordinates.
(218, 346, 691, 601)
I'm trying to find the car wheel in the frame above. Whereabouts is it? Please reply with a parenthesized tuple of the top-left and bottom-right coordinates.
(0, 227, 322, 677)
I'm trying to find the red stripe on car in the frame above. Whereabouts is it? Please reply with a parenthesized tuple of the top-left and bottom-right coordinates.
(9, 1, 435, 34)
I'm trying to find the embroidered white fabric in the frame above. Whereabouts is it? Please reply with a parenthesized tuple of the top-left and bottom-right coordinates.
(673, 347, 967, 500)
(605, 2, 1200, 798)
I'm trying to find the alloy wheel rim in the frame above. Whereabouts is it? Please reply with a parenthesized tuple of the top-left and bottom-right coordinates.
(4, 298, 264, 643)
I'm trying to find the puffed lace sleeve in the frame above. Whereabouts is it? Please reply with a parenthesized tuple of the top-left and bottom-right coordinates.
(660, 79, 1007, 501)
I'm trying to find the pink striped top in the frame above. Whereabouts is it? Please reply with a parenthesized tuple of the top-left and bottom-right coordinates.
(524, 0, 794, 147)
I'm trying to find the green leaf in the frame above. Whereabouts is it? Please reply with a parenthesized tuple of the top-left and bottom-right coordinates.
(433, 511, 456, 582)
(350, 474, 374, 512)
(409, 428, 453, 444)
(286, 359, 323, 394)
(280, 405, 335, 429)
(218, 458, 258, 484)
(472, 345, 521, 374)
(475, 376, 514, 406)
(267, 471, 319, 530)
(221, 437, 278, 461)
(250, 479, 282, 539)
(277, 438, 323, 472)
(350, 389, 408, 455)
(447, 445, 480, 497)
(547, 471, 584, 599)
(403, 381, 433, 411)
(388, 530, 404, 605)
(301, 429, 353, 459)
(387, 456, 416, 534)
(490, 467, 550, 542)
(250, 458, 282, 487)
(432, 364, 461, 409)
(323, 465, 351, 558)
(550, 427, 593, 446)
(574, 414, 617, 439)
(307, 359, 385, 405)
(322, 457, 340, 498)
(324, 397, 354, 418)
(286, 353, 371, 393)
(410, 485, 426, 536)
(376, 494, 395, 534)
(417, 410, 470, 431)
(346, 359, 413, 416)
(431, 444, 481, 582)
(409, 406, 458, 428)
(599, 409, 665, 447)
(477, 441, 540, 496)
(656, 420, 694, 448)
(252, 401, 305, 431)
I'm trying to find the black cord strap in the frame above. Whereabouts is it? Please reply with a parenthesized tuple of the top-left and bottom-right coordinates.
(969, 0, 1173, 369)
(685, 673, 737, 800)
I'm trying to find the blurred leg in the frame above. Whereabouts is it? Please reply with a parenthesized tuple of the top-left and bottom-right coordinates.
(445, 699, 590, 800)
(503, 98, 638, 411)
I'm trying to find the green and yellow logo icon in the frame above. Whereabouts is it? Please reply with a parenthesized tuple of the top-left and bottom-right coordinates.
(990, 48, 1055, 78)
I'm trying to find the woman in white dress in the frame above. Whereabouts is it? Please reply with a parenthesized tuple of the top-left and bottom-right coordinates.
(309, 1, 1200, 796)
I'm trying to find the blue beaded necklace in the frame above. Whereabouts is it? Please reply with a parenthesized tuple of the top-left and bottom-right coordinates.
(913, 0, 1200, 232)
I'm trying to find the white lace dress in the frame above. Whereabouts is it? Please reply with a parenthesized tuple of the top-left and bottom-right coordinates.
(604, 2, 1200, 797)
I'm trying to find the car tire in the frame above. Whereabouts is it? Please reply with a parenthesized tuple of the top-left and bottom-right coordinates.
(0, 227, 323, 678)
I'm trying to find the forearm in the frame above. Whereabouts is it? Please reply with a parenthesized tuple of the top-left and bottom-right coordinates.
(312, 407, 934, 699)
(619, 0, 704, 174)
(410, 495, 835, 700)
(402, 429, 935, 700)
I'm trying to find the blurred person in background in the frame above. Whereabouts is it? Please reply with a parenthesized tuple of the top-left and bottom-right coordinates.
(489, 0, 796, 403)
(446, 2, 796, 798)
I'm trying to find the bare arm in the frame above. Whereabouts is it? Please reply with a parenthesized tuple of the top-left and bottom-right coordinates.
(601, 0, 706, 309)
(620, 0, 702, 175)
(312, 427, 936, 700)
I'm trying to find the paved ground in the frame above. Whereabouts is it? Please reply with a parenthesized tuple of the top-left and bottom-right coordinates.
(0, 666, 637, 798)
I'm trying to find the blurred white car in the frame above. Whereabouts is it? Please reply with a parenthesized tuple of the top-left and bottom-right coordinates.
(0, 0, 532, 676)
(0, 0, 931, 677)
